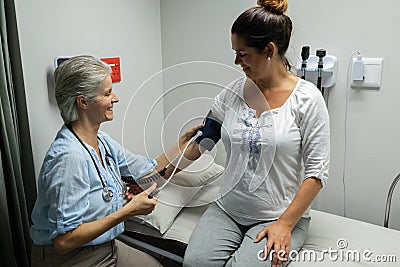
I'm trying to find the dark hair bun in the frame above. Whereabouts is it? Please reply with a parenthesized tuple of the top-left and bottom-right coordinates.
(257, 0, 288, 14)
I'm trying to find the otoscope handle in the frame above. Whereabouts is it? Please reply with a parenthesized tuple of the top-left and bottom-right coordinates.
(300, 46, 310, 80)
(301, 46, 310, 61)
(316, 49, 326, 59)
(316, 49, 326, 91)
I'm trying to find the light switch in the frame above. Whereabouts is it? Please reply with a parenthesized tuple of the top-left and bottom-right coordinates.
(351, 58, 383, 89)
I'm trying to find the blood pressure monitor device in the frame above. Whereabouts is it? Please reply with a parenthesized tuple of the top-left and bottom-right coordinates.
(195, 110, 222, 151)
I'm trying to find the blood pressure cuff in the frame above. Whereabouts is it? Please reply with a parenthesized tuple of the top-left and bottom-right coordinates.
(195, 110, 222, 151)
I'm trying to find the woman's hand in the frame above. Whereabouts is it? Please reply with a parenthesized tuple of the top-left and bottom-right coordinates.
(53, 183, 157, 254)
(125, 183, 143, 198)
(254, 220, 292, 266)
(123, 183, 158, 217)
(178, 124, 203, 147)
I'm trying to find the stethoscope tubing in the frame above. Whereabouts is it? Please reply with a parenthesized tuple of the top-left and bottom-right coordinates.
(67, 124, 124, 202)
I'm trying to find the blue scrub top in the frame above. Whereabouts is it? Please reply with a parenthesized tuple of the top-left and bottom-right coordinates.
(30, 125, 157, 246)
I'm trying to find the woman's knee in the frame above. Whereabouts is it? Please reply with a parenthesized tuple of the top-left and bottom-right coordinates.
(183, 249, 226, 267)
(183, 249, 200, 267)
(184, 239, 231, 267)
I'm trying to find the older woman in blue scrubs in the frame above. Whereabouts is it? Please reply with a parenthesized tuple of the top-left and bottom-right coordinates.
(30, 55, 199, 266)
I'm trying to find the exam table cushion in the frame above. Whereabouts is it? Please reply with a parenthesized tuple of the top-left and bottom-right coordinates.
(133, 162, 224, 234)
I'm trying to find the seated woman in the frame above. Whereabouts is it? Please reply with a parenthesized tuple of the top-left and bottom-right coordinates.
(30, 55, 200, 266)
(184, 0, 330, 266)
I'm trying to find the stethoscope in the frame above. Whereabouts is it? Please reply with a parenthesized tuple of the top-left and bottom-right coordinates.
(67, 124, 125, 202)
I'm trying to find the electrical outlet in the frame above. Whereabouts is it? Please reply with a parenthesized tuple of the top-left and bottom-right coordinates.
(101, 57, 121, 83)
(351, 58, 383, 89)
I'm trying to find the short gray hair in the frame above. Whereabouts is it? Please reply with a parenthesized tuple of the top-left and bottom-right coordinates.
(54, 55, 111, 124)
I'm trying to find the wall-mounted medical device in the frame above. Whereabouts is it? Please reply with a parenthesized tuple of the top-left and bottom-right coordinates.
(54, 56, 70, 68)
(54, 56, 122, 83)
(300, 46, 310, 80)
(101, 57, 121, 83)
(296, 48, 338, 89)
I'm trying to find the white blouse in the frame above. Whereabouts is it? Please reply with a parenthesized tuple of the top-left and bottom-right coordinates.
(212, 76, 330, 225)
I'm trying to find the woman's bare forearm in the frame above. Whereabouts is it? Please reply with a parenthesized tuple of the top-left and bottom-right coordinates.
(53, 206, 129, 254)
(53, 188, 156, 255)
(277, 177, 322, 229)
(154, 142, 202, 179)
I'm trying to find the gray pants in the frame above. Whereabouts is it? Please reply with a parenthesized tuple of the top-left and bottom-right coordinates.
(31, 239, 162, 267)
(184, 203, 310, 267)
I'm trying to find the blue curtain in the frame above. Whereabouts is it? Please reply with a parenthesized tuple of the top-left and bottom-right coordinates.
(0, 0, 36, 266)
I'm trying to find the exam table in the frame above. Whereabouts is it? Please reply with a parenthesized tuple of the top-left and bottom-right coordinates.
(119, 162, 400, 266)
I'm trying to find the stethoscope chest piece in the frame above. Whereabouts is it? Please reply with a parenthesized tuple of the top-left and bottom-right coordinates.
(102, 188, 114, 202)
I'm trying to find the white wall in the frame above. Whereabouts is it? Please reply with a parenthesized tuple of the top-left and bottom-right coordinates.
(288, 0, 400, 230)
(160, 0, 400, 229)
(15, 0, 165, 177)
(160, 0, 255, 165)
